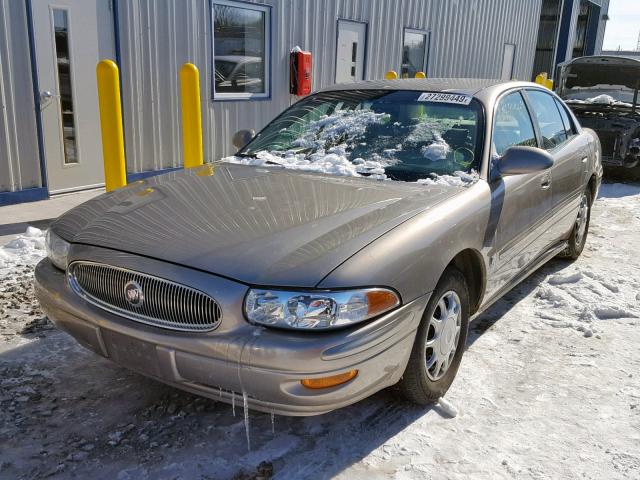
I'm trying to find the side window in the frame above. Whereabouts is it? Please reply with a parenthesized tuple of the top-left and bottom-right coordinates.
(526, 90, 568, 149)
(493, 91, 537, 156)
(554, 98, 576, 137)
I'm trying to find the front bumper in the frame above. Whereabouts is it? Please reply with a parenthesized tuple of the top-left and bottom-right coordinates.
(35, 254, 428, 416)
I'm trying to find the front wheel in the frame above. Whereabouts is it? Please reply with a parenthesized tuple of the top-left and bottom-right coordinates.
(398, 267, 470, 405)
(559, 186, 592, 260)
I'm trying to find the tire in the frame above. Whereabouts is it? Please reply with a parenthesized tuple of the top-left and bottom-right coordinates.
(559, 185, 592, 260)
(398, 267, 470, 405)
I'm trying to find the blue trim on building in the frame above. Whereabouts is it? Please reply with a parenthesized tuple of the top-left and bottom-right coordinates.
(0, 187, 49, 207)
(112, 0, 128, 164)
(127, 167, 182, 183)
(555, 0, 574, 70)
(113, 0, 122, 67)
(25, 0, 49, 193)
(585, 3, 601, 56)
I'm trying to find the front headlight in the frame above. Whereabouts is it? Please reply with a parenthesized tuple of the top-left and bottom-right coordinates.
(45, 229, 70, 271)
(244, 288, 400, 330)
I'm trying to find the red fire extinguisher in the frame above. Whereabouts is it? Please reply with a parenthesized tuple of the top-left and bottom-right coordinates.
(290, 47, 312, 96)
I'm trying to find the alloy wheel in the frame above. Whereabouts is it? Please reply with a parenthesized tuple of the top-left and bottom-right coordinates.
(575, 192, 589, 247)
(425, 290, 462, 381)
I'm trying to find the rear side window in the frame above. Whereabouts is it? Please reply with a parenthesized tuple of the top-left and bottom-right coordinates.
(526, 90, 568, 150)
(554, 98, 576, 136)
(493, 91, 537, 156)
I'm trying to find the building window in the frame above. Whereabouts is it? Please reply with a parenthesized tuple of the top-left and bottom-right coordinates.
(402, 28, 429, 78)
(212, 0, 270, 100)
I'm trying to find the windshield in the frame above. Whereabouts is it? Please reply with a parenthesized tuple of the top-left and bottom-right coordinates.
(234, 90, 484, 183)
(560, 64, 640, 108)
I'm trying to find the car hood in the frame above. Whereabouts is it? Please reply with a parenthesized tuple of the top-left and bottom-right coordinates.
(54, 163, 465, 287)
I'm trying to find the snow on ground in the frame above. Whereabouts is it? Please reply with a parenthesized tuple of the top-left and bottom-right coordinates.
(1, 183, 640, 479)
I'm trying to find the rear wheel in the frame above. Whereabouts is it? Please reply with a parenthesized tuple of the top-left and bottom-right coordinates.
(559, 186, 592, 260)
(398, 267, 469, 405)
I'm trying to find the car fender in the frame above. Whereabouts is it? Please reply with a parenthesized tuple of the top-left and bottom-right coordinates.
(317, 181, 493, 305)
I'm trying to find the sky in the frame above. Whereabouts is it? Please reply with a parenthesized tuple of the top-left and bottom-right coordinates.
(602, 0, 640, 51)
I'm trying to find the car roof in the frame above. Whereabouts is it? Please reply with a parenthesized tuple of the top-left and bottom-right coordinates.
(318, 78, 542, 99)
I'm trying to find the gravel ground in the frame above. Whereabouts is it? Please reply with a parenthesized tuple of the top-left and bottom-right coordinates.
(1, 183, 639, 480)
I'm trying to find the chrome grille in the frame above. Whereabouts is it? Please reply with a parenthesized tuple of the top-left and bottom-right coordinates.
(68, 261, 222, 332)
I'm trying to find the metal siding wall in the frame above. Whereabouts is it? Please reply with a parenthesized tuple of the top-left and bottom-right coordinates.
(117, 0, 542, 173)
(0, 0, 40, 193)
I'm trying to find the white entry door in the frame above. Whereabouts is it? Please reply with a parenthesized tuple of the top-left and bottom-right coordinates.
(32, 0, 115, 194)
(336, 20, 366, 83)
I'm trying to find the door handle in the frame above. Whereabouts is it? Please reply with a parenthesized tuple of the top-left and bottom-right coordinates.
(39, 90, 60, 109)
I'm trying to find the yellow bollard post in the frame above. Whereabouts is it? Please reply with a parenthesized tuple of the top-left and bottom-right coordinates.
(384, 70, 398, 80)
(180, 63, 204, 168)
(96, 60, 127, 192)
(415, 71, 427, 79)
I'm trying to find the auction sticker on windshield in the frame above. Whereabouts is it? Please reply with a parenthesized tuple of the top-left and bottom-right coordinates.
(418, 92, 473, 105)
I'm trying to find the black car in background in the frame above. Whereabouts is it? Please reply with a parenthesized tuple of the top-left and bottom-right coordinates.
(557, 55, 640, 179)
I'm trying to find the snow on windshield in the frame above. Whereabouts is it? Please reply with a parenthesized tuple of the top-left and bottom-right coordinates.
(291, 108, 389, 151)
(565, 94, 633, 107)
(225, 109, 478, 187)
(225, 146, 390, 179)
(405, 118, 460, 162)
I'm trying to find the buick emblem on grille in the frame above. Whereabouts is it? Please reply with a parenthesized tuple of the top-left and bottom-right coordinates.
(124, 281, 144, 307)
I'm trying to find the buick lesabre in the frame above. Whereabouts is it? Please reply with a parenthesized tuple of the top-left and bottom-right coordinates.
(35, 79, 602, 415)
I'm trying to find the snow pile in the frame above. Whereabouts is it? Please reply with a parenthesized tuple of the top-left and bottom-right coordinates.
(225, 147, 390, 180)
(0, 227, 51, 343)
(416, 169, 479, 187)
(565, 94, 633, 107)
(0, 227, 46, 271)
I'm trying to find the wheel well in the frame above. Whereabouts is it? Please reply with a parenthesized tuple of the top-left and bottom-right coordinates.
(447, 249, 485, 315)
(587, 174, 598, 204)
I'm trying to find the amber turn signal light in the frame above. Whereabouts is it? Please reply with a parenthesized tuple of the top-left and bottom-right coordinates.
(301, 370, 359, 389)
(366, 290, 399, 316)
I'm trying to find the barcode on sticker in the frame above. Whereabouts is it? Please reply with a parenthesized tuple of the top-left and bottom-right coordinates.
(417, 92, 473, 105)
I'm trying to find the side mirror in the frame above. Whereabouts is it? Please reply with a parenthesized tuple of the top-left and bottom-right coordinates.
(232, 129, 255, 149)
(498, 146, 554, 176)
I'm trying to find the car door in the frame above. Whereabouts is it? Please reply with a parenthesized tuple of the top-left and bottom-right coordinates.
(484, 90, 554, 297)
(524, 89, 587, 245)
